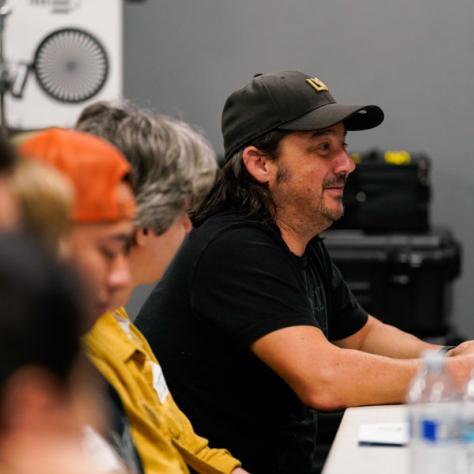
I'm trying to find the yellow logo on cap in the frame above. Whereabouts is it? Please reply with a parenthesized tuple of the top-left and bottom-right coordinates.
(306, 77, 329, 93)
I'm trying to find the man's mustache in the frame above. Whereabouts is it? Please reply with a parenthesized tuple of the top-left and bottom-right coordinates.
(323, 174, 348, 189)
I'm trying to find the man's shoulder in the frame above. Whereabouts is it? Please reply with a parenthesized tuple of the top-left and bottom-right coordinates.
(193, 210, 281, 247)
(84, 308, 137, 358)
(85, 311, 117, 343)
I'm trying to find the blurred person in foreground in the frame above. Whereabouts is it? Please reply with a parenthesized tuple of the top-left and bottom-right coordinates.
(76, 101, 248, 474)
(19, 128, 136, 325)
(11, 158, 74, 256)
(0, 233, 105, 474)
(18, 128, 142, 473)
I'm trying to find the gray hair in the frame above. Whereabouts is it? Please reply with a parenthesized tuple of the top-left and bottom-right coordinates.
(75, 101, 217, 234)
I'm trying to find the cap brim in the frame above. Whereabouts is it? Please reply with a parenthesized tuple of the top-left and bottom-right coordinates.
(278, 103, 384, 132)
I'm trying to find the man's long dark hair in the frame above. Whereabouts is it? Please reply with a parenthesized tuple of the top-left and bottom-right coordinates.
(192, 129, 290, 225)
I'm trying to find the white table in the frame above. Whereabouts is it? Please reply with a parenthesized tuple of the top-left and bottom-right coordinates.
(322, 405, 409, 474)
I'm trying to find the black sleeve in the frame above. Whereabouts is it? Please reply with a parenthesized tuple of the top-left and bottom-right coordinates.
(327, 260, 368, 341)
(190, 226, 319, 347)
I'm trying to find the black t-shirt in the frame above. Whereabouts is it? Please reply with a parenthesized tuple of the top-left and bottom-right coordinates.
(136, 211, 367, 474)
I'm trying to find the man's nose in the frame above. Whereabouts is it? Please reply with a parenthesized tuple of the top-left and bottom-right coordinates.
(108, 253, 132, 291)
(335, 149, 356, 175)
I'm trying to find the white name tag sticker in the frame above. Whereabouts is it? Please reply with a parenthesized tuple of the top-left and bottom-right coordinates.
(358, 422, 409, 446)
(151, 362, 170, 404)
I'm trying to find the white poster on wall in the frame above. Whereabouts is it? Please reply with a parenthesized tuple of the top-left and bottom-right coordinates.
(4, 0, 122, 130)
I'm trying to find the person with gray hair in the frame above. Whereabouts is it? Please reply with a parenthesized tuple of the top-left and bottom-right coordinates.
(76, 101, 216, 219)
(77, 101, 217, 283)
(76, 102, 248, 474)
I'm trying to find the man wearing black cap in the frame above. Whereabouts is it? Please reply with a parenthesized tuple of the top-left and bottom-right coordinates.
(136, 71, 474, 474)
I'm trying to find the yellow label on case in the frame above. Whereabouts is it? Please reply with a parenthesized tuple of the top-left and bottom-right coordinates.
(384, 150, 411, 165)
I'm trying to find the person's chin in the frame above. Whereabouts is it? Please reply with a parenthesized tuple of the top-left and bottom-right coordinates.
(322, 205, 344, 224)
(94, 302, 110, 317)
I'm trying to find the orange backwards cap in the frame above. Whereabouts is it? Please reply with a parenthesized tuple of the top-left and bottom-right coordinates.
(19, 128, 136, 223)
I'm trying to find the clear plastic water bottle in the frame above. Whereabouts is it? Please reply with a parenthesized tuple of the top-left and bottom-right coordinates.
(407, 350, 464, 474)
(462, 363, 474, 473)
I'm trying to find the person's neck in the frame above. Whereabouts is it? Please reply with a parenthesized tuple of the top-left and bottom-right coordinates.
(275, 209, 329, 257)
(128, 247, 150, 287)
(129, 261, 141, 288)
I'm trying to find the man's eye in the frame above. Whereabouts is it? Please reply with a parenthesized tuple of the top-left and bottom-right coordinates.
(100, 248, 116, 260)
(123, 240, 133, 256)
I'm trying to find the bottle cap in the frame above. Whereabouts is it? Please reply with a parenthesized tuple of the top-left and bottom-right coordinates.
(421, 349, 445, 371)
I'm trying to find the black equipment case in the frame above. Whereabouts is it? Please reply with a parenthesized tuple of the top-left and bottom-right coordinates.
(323, 228, 461, 338)
(332, 150, 431, 233)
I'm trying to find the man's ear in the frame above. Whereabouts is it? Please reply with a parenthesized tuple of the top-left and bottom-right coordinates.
(134, 227, 149, 247)
(242, 146, 273, 184)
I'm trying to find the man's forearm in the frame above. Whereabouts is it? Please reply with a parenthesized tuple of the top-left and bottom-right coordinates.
(306, 347, 421, 409)
(358, 318, 440, 358)
(336, 315, 441, 358)
(306, 347, 473, 410)
(252, 325, 474, 412)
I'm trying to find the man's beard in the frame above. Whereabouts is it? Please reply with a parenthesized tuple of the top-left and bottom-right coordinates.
(320, 174, 347, 223)
(320, 199, 344, 224)
(273, 167, 347, 233)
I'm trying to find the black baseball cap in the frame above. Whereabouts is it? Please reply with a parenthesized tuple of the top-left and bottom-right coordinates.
(222, 70, 384, 161)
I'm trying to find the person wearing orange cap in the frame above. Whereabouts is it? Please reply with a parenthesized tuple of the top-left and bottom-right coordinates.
(19, 128, 143, 473)
(19, 128, 136, 325)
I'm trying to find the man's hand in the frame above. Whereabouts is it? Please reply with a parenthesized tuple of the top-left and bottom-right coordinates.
(231, 468, 250, 474)
(446, 340, 474, 357)
(446, 353, 474, 391)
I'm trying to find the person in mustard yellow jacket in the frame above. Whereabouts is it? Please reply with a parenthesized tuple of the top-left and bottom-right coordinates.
(77, 102, 249, 474)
